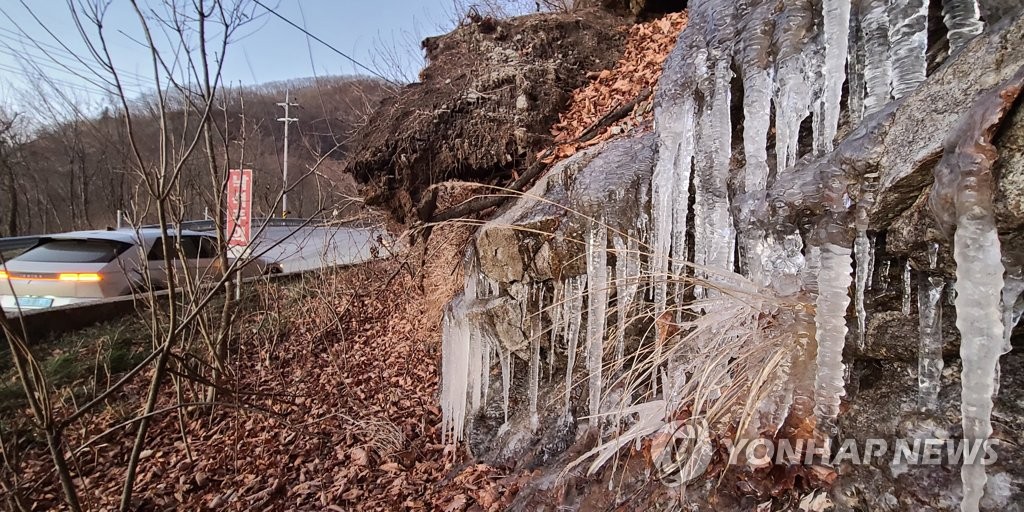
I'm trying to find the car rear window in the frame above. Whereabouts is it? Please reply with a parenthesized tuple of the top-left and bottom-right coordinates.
(13, 239, 130, 263)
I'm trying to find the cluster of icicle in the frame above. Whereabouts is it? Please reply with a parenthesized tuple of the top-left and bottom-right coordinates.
(440, 0, 1024, 510)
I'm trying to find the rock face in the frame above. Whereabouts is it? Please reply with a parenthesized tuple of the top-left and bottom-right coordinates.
(466, 132, 656, 463)
(438, 4, 1024, 512)
(476, 133, 656, 287)
(346, 10, 628, 221)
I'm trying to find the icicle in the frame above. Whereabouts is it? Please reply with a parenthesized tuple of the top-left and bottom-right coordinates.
(927, 85, 1017, 512)
(952, 218, 1004, 511)
(866, 234, 877, 290)
(652, 93, 697, 344)
(529, 334, 540, 432)
(440, 298, 472, 442)
(918, 243, 946, 411)
(847, 0, 867, 124)
(1000, 265, 1023, 354)
(586, 220, 609, 426)
(613, 233, 640, 371)
(888, 0, 929, 100)
(862, 0, 893, 115)
(774, 0, 819, 172)
(694, 57, 737, 288)
(482, 341, 491, 406)
(528, 285, 544, 431)
(902, 260, 913, 315)
(739, 0, 775, 194)
(563, 274, 586, 418)
(499, 345, 511, 425)
(941, 0, 984, 53)
(813, 242, 854, 434)
(817, 0, 852, 154)
(854, 226, 871, 349)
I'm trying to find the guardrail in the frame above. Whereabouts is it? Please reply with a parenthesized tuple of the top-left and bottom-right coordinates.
(1, 264, 347, 343)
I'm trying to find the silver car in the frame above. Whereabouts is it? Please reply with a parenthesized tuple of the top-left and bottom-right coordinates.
(1, 229, 268, 312)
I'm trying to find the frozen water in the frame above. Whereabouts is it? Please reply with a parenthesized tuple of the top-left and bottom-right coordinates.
(918, 243, 946, 411)
(902, 260, 913, 315)
(942, 0, 984, 53)
(818, 0, 852, 154)
(862, 0, 893, 115)
(613, 233, 641, 370)
(854, 224, 872, 349)
(814, 242, 854, 434)
(888, 0, 930, 99)
(586, 221, 610, 426)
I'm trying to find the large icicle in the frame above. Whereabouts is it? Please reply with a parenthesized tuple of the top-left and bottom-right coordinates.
(941, 0, 984, 53)
(813, 242, 854, 434)
(918, 243, 946, 411)
(739, 0, 775, 194)
(613, 233, 640, 370)
(586, 220, 609, 426)
(951, 199, 1004, 512)
(887, 0, 930, 100)
(440, 298, 472, 442)
(928, 77, 1024, 512)
(563, 274, 586, 418)
(861, 0, 893, 115)
(774, 0, 819, 172)
(817, 0, 852, 154)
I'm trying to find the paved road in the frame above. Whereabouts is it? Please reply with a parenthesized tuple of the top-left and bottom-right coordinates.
(244, 225, 394, 273)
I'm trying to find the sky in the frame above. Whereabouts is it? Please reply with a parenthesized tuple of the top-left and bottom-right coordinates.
(0, 1, 460, 113)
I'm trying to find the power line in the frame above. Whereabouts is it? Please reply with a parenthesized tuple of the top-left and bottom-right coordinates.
(252, 0, 401, 87)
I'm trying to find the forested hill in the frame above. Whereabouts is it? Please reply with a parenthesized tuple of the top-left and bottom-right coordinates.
(0, 75, 392, 237)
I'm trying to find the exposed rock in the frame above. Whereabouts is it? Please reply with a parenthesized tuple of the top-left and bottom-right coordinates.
(836, 353, 1024, 512)
(766, 13, 1024, 231)
(346, 10, 628, 221)
(476, 132, 656, 285)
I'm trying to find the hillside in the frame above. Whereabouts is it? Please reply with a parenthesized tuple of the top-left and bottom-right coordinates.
(0, 76, 390, 237)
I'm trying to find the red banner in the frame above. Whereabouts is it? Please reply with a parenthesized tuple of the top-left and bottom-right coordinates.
(227, 169, 253, 247)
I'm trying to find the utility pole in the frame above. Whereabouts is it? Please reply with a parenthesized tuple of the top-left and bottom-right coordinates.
(277, 88, 299, 218)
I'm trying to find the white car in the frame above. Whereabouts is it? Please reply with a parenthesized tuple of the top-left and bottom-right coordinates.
(1, 229, 274, 312)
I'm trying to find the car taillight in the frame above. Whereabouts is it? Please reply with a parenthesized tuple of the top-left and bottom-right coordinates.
(59, 273, 102, 282)
(0, 270, 7, 279)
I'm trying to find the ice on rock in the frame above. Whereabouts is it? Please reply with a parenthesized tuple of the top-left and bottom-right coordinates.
(774, 0, 819, 172)
(952, 210, 1004, 512)
(528, 286, 544, 431)
(887, 0, 930, 100)
(813, 242, 854, 434)
(613, 233, 641, 370)
(818, 0, 852, 154)
(1001, 263, 1023, 354)
(499, 345, 512, 424)
(854, 224, 872, 349)
(861, 0, 893, 115)
(586, 220, 609, 426)
(441, 297, 473, 443)
(942, 0, 984, 53)
(847, 0, 867, 124)
(928, 83, 1019, 512)
(739, 0, 776, 194)
(563, 274, 586, 418)
(902, 260, 913, 315)
(918, 243, 946, 411)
